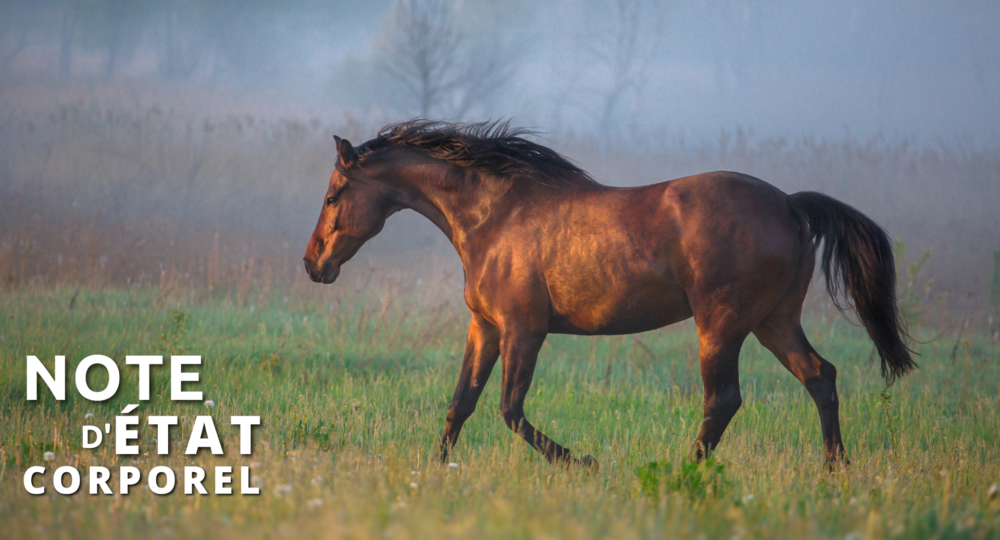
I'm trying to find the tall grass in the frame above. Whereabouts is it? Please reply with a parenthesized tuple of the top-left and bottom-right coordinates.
(2, 99, 999, 538)
(2, 102, 998, 312)
(1, 284, 998, 539)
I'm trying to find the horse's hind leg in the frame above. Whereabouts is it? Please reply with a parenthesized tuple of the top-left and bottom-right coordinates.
(691, 327, 749, 461)
(754, 318, 847, 466)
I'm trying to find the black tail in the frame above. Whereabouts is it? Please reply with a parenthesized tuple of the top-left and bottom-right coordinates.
(788, 192, 916, 385)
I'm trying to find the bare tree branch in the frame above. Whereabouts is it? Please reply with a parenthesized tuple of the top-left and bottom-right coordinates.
(587, 0, 668, 138)
(375, 0, 519, 119)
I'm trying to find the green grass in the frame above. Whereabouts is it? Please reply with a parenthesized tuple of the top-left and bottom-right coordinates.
(1, 286, 999, 539)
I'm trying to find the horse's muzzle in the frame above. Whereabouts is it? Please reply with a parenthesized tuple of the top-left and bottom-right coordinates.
(303, 258, 340, 284)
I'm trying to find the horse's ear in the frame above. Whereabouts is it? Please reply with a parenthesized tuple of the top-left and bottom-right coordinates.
(334, 135, 357, 168)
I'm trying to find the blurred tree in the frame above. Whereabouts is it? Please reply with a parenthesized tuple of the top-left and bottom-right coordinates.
(449, 0, 529, 118)
(990, 249, 1000, 311)
(0, 1, 38, 74)
(58, 0, 79, 80)
(157, 0, 202, 80)
(589, 0, 667, 137)
(704, 0, 764, 98)
(75, 0, 152, 78)
(197, 0, 271, 81)
(191, 0, 343, 84)
(373, 0, 521, 118)
(376, 0, 460, 117)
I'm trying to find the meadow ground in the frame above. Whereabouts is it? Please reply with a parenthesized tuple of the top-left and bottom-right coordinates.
(2, 99, 999, 538)
(1, 284, 998, 540)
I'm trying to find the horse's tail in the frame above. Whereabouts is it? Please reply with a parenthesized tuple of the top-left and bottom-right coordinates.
(787, 191, 916, 385)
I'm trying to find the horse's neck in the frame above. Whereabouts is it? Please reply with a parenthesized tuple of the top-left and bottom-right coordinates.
(392, 162, 511, 256)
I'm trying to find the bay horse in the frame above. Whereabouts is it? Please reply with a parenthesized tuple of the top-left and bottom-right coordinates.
(304, 120, 915, 468)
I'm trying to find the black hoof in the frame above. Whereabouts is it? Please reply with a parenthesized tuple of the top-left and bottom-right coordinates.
(577, 455, 600, 472)
(826, 456, 851, 473)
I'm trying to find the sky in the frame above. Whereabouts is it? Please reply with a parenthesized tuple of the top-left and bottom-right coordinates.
(324, 0, 1000, 143)
(2, 0, 999, 143)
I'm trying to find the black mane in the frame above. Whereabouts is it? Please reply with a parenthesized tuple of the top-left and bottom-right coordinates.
(355, 120, 600, 188)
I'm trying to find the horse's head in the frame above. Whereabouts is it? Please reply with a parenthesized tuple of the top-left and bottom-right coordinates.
(303, 136, 392, 284)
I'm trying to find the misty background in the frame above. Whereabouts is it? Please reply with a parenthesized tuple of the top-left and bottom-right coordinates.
(1, 0, 999, 315)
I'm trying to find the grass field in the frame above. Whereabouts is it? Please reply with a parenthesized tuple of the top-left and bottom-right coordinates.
(2, 283, 998, 539)
(2, 60, 1000, 540)
(2, 96, 999, 540)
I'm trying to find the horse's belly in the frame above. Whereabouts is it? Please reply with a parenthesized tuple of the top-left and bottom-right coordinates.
(547, 276, 692, 335)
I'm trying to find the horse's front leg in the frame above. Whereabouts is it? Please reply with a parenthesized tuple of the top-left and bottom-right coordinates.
(438, 314, 501, 463)
(498, 328, 597, 469)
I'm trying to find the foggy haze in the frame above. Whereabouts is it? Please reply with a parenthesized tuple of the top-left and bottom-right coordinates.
(1, 0, 999, 311)
(2, 1, 998, 141)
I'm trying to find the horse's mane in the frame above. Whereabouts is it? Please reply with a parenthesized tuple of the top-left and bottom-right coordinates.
(355, 120, 601, 188)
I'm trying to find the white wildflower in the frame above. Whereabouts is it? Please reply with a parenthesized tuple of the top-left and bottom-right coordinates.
(989, 483, 999, 500)
(410, 482, 418, 489)
(84, 413, 94, 420)
(447, 462, 459, 469)
(43, 451, 55, 461)
(204, 400, 215, 408)
(742, 493, 755, 504)
(307, 498, 323, 509)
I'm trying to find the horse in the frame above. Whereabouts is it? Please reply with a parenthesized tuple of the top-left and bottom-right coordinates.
(303, 120, 915, 469)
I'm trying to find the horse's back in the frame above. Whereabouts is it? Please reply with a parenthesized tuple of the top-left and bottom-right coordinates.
(542, 172, 802, 334)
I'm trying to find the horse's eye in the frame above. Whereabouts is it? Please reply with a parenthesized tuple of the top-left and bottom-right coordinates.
(326, 195, 338, 206)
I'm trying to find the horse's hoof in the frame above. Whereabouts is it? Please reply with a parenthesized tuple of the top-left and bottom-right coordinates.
(578, 455, 600, 472)
(826, 457, 851, 473)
